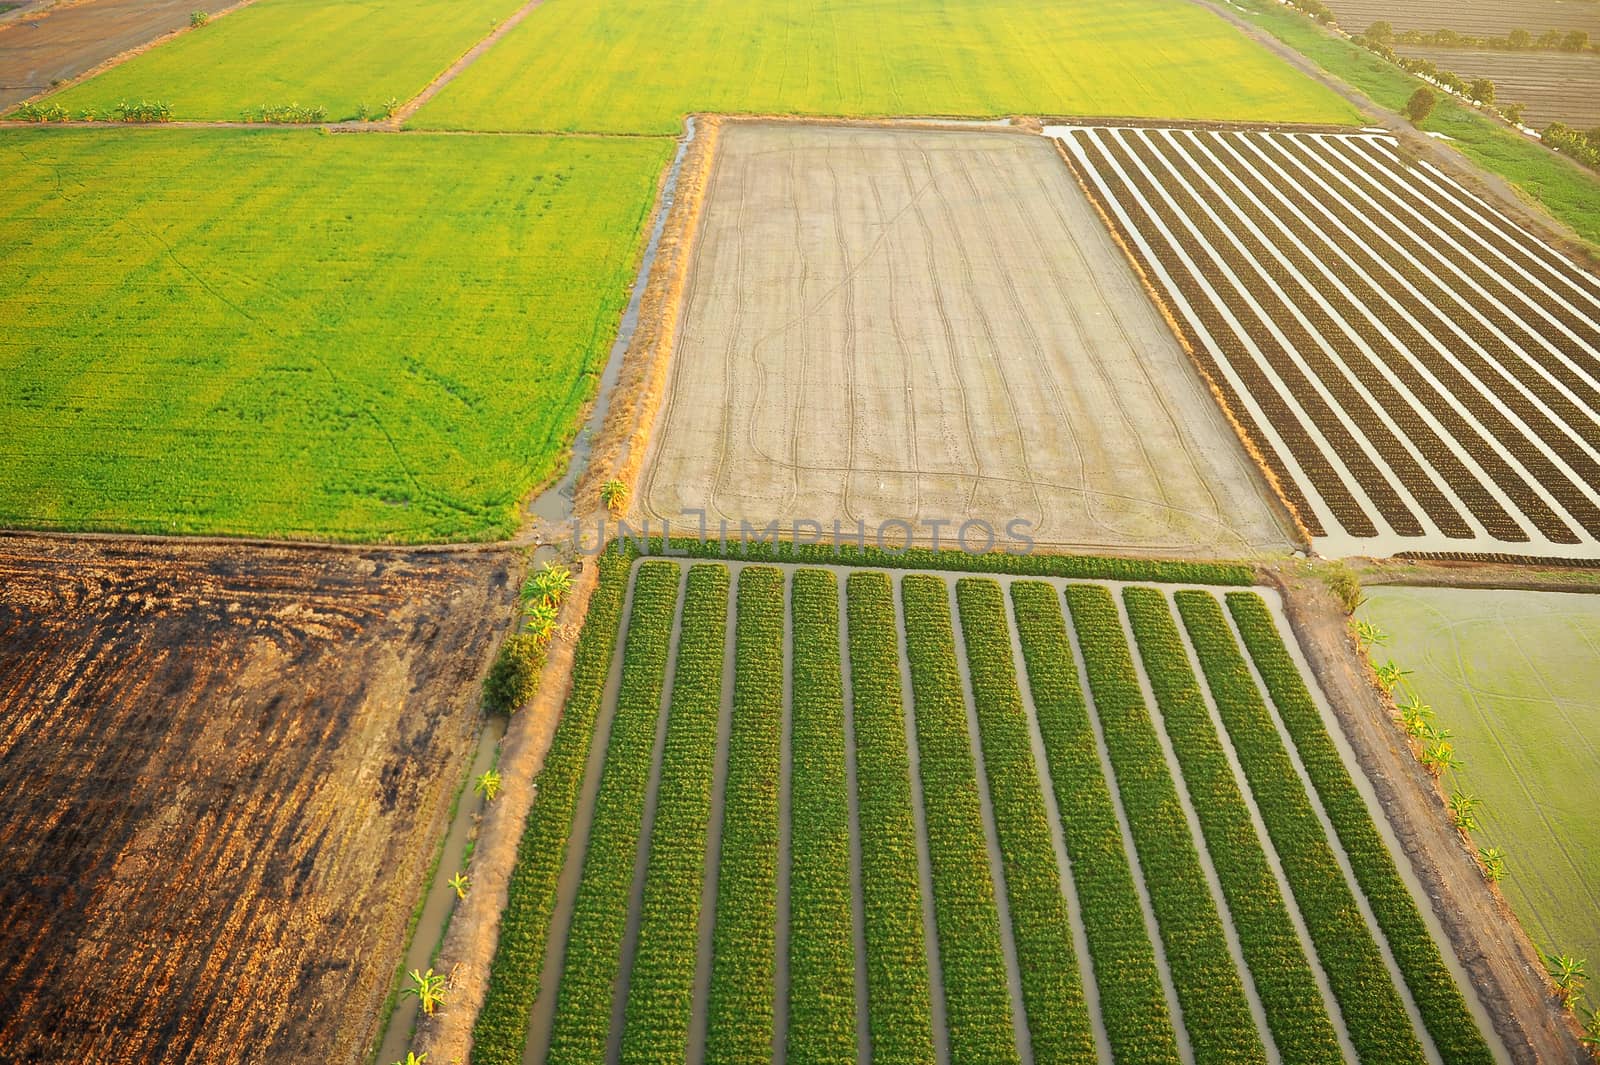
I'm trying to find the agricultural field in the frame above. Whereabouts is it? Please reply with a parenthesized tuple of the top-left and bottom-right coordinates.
(638, 123, 1293, 558)
(469, 552, 1499, 1064)
(0, 0, 234, 112)
(1395, 47, 1600, 130)
(0, 129, 669, 541)
(38, 0, 531, 121)
(1321, 0, 1600, 39)
(0, 534, 514, 1063)
(408, 0, 1360, 133)
(1360, 585, 1600, 1009)
(1057, 124, 1600, 560)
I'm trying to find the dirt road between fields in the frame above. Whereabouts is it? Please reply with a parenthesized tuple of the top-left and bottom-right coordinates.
(637, 122, 1296, 560)
(0, 534, 515, 1064)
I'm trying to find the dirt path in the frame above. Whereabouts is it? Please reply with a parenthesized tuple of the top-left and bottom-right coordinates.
(1271, 569, 1587, 1062)
(387, 0, 544, 127)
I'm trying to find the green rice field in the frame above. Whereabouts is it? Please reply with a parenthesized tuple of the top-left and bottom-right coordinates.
(45, 0, 530, 122)
(408, 0, 1361, 133)
(471, 549, 1496, 1064)
(0, 129, 670, 541)
(1361, 586, 1600, 1008)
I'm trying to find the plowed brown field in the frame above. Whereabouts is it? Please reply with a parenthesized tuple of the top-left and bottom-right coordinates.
(0, 535, 514, 1064)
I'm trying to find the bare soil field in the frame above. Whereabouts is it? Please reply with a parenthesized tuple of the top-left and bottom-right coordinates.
(1057, 124, 1600, 560)
(1323, 0, 1600, 38)
(0, 535, 514, 1064)
(0, 0, 234, 110)
(1397, 47, 1600, 130)
(639, 122, 1293, 559)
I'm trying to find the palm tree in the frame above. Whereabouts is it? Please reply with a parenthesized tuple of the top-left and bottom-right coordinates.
(600, 479, 629, 515)
(474, 769, 501, 802)
(402, 968, 447, 1016)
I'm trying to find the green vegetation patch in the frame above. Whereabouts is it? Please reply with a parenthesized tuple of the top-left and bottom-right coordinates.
(1235, 0, 1600, 248)
(44, 0, 530, 121)
(0, 130, 670, 541)
(1359, 587, 1600, 1009)
(411, 0, 1360, 133)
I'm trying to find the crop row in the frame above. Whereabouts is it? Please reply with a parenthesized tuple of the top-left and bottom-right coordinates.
(1120, 588, 1342, 1065)
(788, 569, 858, 1064)
(1172, 591, 1427, 1065)
(470, 548, 634, 1065)
(953, 579, 1097, 1064)
(1063, 585, 1265, 1065)
(1008, 581, 1181, 1065)
(704, 567, 784, 1064)
(843, 573, 937, 1065)
(620, 564, 730, 1062)
(899, 574, 1020, 1065)
(1225, 593, 1494, 1064)
(546, 560, 683, 1065)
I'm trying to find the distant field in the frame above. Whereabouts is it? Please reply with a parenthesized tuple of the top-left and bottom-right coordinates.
(0, 129, 670, 541)
(1360, 586, 1600, 1008)
(41, 0, 529, 121)
(1396, 47, 1600, 130)
(410, 0, 1361, 133)
(1323, 0, 1600, 38)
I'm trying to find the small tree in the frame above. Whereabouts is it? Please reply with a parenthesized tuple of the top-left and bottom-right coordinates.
(189, 9, 209, 26)
(1366, 20, 1394, 44)
(1561, 30, 1590, 53)
(1405, 86, 1437, 124)
(474, 768, 502, 802)
(1478, 847, 1506, 883)
(448, 871, 470, 900)
(401, 968, 447, 1016)
(1469, 77, 1496, 105)
(482, 632, 545, 714)
(1508, 28, 1532, 49)
(600, 479, 629, 515)
(1503, 102, 1528, 126)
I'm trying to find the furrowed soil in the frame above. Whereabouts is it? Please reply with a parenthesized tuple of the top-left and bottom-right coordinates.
(0, 534, 514, 1065)
(638, 122, 1294, 559)
(0, 0, 233, 111)
(1394, 47, 1600, 130)
(1322, 0, 1600, 38)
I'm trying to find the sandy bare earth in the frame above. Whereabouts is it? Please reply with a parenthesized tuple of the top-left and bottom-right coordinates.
(638, 122, 1293, 559)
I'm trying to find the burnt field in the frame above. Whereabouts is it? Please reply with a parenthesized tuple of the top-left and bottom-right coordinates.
(0, 535, 513, 1064)
(1057, 125, 1600, 559)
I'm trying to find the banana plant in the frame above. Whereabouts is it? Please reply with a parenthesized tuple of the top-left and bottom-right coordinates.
(401, 968, 447, 1016)
(523, 600, 559, 645)
(474, 769, 501, 802)
(600, 479, 629, 515)
(1396, 694, 1434, 739)
(1447, 791, 1481, 833)
(1419, 732, 1461, 777)
(1542, 951, 1587, 1008)
(1373, 658, 1412, 694)
(1354, 619, 1388, 651)
(523, 562, 574, 608)
(1478, 847, 1506, 883)
(391, 1054, 427, 1065)
(1577, 1004, 1600, 1055)
(449, 871, 470, 900)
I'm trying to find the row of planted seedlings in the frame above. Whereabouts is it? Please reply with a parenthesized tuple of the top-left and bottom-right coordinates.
(463, 547, 1503, 1065)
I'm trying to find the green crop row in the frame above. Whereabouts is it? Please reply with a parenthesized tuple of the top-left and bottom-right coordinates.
(634, 537, 1255, 586)
(1224, 594, 1494, 1065)
(953, 579, 1097, 1065)
(1173, 591, 1426, 1065)
(899, 574, 1020, 1065)
(470, 548, 634, 1065)
(705, 567, 785, 1064)
(788, 569, 858, 1064)
(546, 561, 683, 1065)
(1121, 588, 1342, 1065)
(1008, 581, 1181, 1065)
(843, 573, 938, 1065)
(1063, 585, 1266, 1065)
(621, 564, 730, 1062)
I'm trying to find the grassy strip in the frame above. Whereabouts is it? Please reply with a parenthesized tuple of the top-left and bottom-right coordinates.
(953, 579, 1098, 1064)
(634, 537, 1254, 586)
(545, 560, 683, 1065)
(1225, 593, 1495, 1065)
(1235, 0, 1600, 250)
(1008, 581, 1181, 1065)
(844, 573, 938, 1065)
(1121, 588, 1342, 1065)
(705, 567, 784, 1063)
(899, 574, 1021, 1065)
(620, 564, 731, 1061)
(1063, 585, 1266, 1065)
(470, 547, 635, 1065)
(788, 569, 858, 1064)
(1173, 591, 1426, 1065)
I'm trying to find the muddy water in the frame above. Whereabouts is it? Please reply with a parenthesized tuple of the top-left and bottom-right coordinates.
(375, 714, 507, 1065)
(526, 116, 699, 525)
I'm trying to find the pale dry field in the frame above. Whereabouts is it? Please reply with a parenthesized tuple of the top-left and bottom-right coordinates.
(640, 123, 1291, 557)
